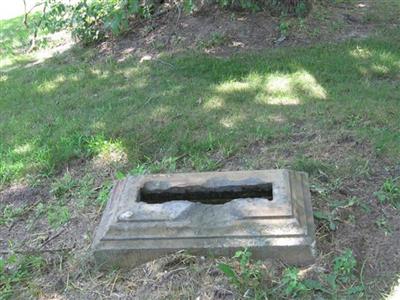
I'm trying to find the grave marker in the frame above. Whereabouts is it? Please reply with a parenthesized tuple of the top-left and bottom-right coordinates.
(92, 169, 316, 267)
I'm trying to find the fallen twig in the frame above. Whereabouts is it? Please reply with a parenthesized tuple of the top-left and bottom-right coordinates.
(40, 226, 67, 248)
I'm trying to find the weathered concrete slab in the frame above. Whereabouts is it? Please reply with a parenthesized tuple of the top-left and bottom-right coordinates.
(92, 169, 316, 267)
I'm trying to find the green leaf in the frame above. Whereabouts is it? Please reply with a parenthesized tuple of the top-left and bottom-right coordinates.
(314, 210, 338, 231)
(116, 171, 126, 180)
(0, 257, 5, 273)
(303, 279, 332, 294)
(376, 192, 386, 203)
(346, 285, 364, 295)
(329, 220, 337, 231)
(326, 273, 337, 290)
(218, 263, 237, 280)
(313, 210, 330, 221)
(128, 0, 140, 13)
(233, 251, 242, 259)
(303, 279, 323, 290)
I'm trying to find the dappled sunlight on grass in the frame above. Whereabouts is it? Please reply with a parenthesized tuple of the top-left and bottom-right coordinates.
(0, 58, 13, 69)
(1, 30, 399, 185)
(12, 143, 33, 155)
(262, 71, 327, 102)
(267, 114, 287, 124)
(0, 54, 36, 70)
(350, 46, 373, 59)
(118, 64, 148, 77)
(265, 96, 300, 105)
(220, 114, 245, 128)
(91, 139, 128, 166)
(37, 74, 68, 93)
(265, 76, 292, 93)
(90, 121, 106, 130)
(212, 70, 326, 108)
(203, 97, 226, 110)
(90, 68, 112, 78)
(350, 46, 400, 79)
(371, 64, 390, 75)
(215, 81, 253, 93)
(290, 72, 327, 99)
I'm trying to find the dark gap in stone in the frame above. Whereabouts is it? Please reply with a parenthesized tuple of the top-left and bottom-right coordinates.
(140, 182, 273, 204)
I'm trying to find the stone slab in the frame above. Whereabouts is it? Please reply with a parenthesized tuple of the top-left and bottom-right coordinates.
(92, 169, 316, 267)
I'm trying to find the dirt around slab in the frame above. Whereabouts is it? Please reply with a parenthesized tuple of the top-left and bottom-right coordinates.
(97, 1, 375, 60)
(1, 128, 399, 298)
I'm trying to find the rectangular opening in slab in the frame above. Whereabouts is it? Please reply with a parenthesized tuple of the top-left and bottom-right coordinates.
(140, 181, 273, 204)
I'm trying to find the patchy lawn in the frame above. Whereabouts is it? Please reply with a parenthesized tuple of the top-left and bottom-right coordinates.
(1, 1, 399, 299)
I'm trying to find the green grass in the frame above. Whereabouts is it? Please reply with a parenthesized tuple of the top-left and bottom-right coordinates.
(1, 26, 399, 186)
(375, 177, 400, 209)
(0, 254, 45, 299)
(364, 0, 400, 24)
(218, 248, 364, 299)
(0, 204, 26, 226)
(46, 205, 70, 229)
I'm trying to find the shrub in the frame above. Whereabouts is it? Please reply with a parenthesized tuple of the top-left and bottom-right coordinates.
(218, 248, 265, 298)
(27, 0, 312, 46)
(0, 254, 45, 299)
(375, 177, 400, 209)
(26, 0, 153, 45)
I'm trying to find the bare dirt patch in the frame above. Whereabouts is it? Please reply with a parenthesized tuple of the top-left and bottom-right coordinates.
(98, 1, 376, 60)
(2, 127, 399, 298)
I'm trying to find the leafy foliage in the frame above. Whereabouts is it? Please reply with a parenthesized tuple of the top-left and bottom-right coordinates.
(280, 267, 308, 297)
(219, 248, 364, 298)
(314, 196, 370, 232)
(218, 248, 265, 298)
(314, 209, 341, 231)
(332, 249, 357, 283)
(285, 249, 363, 297)
(0, 254, 45, 299)
(26, 0, 313, 45)
(375, 177, 400, 209)
(26, 0, 154, 45)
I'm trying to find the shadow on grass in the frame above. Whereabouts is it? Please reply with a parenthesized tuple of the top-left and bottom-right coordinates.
(1, 32, 399, 185)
